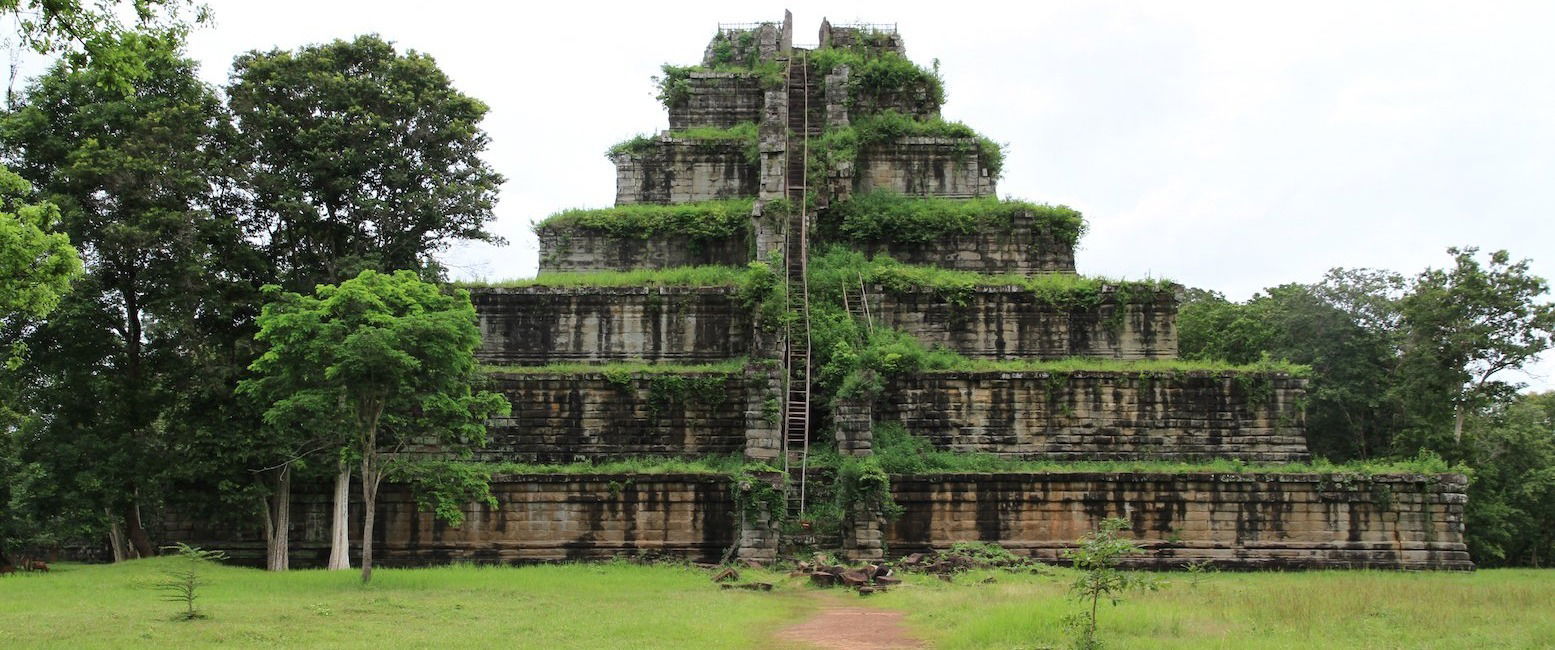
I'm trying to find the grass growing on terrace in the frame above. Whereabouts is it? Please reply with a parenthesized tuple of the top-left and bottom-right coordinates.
(606, 123, 760, 164)
(811, 246, 1174, 307)
(534, 198, 754, 240)
(810, 111, 1005, 181)
(868, 261, 1176, 305)
(827, 190, 1087, 247)
(474, 455, 751, 476)
(810, 45, 945, 106)
(483, 359, 749, 375)
(948, 357, 1312, 377)
(859, 424, 1458, 477)
(455, 265, 752, 289)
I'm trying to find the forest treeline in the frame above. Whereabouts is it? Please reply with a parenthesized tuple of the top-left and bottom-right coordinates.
(1178, 255, 1555, 566)
(0, 3, 506, 579)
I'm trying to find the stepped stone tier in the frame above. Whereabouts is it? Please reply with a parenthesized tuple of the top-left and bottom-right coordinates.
(888, 473, 1473, 570)
(873, 286, 1179, 360)
(470, 370, 751, 462)
(192, 15, 1469, 569)
(877, 371, 1311, 462)
(472, 287, 751, 365)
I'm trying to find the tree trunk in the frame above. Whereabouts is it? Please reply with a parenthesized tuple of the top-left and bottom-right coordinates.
(106, 510, 128, 563)
(122, 499, 154, 558)
(1453, 402, 1466, 443)
(264, 466, 292, 571)
(360, 458, 382, 584)
(326, 461, 351, 570)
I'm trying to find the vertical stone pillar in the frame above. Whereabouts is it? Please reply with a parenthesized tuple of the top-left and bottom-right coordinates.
(754, 83, 788, 262)
(756, 23, 780, 62)
(736, 470, 785, 563)
(743, 364, 783, 462)
(842, 505, 886, 562)
(780, 10, 793, 55)
(824, 67, 850, 128)
(832, 397, 873, 456)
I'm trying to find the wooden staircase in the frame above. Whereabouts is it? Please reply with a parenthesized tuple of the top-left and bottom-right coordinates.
(782, 51, 817, 516)
(842, 273, 873, 335)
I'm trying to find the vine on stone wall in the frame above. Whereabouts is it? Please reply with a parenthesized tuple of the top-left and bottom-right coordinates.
(730, 466, 787, 524)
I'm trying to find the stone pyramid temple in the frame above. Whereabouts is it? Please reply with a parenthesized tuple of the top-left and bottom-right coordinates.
(194, 15, 1474, 570)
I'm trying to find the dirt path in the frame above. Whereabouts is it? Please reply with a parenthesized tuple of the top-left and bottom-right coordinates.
(773, 601, 926, 650)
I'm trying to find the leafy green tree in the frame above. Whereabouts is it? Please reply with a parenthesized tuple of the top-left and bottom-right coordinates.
(226, 34, 505, 290)
(1063, 517, 1158, 649)
(1398, 247, 1555, 444)
(1178, 276, 1406, 460)
(1, 0, 207, 96)
(1461, 392, 1555, 566)
(0, 167, 81, 397)
(242, 270, 507, 583)
(226, 35, 505, 567)
(0, 30, 237, 559)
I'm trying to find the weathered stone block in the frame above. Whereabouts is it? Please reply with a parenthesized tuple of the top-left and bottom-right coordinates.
(536, 225, 749, 273)
(454, 371, 752, 462)
(472, 286, 751, 365)
(613, 140, 757, 205)
(854, 138, 997, 199)
(668, 72, 766, 130)
(885, 473, 1473, 570)
(832, 209, 1076, 274)
(875, 286, 1178, 360)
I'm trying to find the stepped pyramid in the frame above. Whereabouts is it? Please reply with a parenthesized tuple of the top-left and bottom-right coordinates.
(387, 15, 1473, 569)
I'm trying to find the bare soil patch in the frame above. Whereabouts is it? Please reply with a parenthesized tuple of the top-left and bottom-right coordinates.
(773, 605, 925, 649)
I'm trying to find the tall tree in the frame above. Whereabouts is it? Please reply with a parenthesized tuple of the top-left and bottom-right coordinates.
(242, 270, 507, 583)
(227, 33, 505, 290)
(1460, 392, 1555, 566)
(0, 30, 236, 559)
(226, 34, 504, 569)
(1177, 275, 1406, 460)
(1399, 247, 1555, 444)
(1, 0, 206, 97)
(0, 166, 80, 373)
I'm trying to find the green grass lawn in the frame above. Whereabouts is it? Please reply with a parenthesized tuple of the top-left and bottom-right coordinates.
(0, 559, 1551, 649)
(0, 558, 814, 649)
(873, 567, 1555, 649)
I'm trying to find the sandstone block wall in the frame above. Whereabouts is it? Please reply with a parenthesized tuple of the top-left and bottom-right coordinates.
(887, 473, 1473, 570)
(877, 371, 1310, 462)
(472, 287, 751, 365)
(475, 371, 750, 462)
(855, 138, 997, 199)
(875, 287, 1177, 360)
(536, 225, 749, 273)
(668, 73, 766, 130)
(613, 141, 758, 205)
(165, 475, 742, 566)
(846, 81, 940, 120)
(833, 210, 1077, 274)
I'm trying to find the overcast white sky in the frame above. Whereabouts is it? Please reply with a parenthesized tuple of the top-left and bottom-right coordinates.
(52, 1, 1555, 388)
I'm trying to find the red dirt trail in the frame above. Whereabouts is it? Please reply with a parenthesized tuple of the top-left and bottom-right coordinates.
(773, 605, 926, 649)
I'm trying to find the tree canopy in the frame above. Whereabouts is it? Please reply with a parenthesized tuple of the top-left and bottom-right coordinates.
(241, 270, 508, 582)
(227, 35, 505, 289)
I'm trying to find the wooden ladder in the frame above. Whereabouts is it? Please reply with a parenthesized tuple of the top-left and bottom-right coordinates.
(782, 51, 816, 517)
(842, 272, 873, 335)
